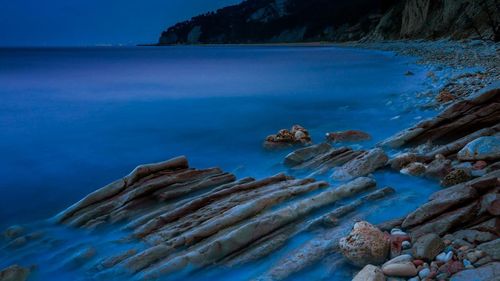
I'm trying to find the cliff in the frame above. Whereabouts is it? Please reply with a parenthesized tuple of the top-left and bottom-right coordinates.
(158, 0, 499, 44)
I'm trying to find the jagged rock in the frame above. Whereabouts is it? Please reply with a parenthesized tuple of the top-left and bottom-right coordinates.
(339, 221, 390, 267)
(380, 84, 500, 149)
(441, 169, 472, 187)
(332, 148, 388, 181)
(411, 233, 444, 261)
(400, 162, 426, 176)
(382, 262, 417, 277)
(284, 143, 331, 167)
(325, 130, 371, 143)
(0, 265, 30, 281)
(264, 125, 312, 149)
(353, 265, 385, 281)
(450, 262, 500, 281)
(458, 136, 500, 161)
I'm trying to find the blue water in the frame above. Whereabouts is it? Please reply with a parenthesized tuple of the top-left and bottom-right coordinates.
(0, 46, 441, 280)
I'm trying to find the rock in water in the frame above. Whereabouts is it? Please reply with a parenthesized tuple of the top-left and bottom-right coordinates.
(353, 264, 385, 281)
(400, 162, 426, 176)
(0, 265, 30, 281)
(325, 130, 371, 143)
(332, 148, 388, 181)
(412, 233, 445, 261)
(264, 124, 312, 149)
(284, 143, 331, 167)
(339, 221, 389, 267)
(457, 136, 500, 161)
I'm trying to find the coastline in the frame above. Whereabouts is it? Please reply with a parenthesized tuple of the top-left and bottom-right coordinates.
(0, 40, 498, 281)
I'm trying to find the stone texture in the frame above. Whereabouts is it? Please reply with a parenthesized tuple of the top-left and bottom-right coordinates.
(325, 130, 371, 143)
(412, 233, 445, 261)
(477, 239, 500, 260)
(353, 264, 386, 281)
(382, 262, 418, 277)
(332, 148, 388, 181)
(339, 221, 389, 267)
(450, 262, 500, 281)
(458, 136, 500, 161)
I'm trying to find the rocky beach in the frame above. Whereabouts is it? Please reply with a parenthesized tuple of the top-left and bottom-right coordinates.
(1, 39, 498, 281)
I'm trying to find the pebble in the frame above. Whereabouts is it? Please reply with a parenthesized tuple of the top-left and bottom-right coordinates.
(463, 259, 473, 268)
(436, 272, 449, 280)
(382, 262, 418, 277)
(418, 268, 430, 279)
(436, 251, 453, 262)
(408, 277, 420, 281)
(391, 228, 407, 236)
(413, 260, 424, 267)
(402, 241, 411, 249)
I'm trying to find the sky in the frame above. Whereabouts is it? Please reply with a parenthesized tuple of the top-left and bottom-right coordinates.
(0, 0, 242, 46)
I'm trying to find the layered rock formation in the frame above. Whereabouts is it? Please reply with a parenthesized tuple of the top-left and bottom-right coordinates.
(1, 155, 398, 280)
(158, 0, 499, 44)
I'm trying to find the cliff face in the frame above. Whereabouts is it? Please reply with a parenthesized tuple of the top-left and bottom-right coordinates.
(158, 0, 499, 44)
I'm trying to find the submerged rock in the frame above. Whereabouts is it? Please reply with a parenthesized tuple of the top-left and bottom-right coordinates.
(457, 136, 500, 161)
(332, 148, 388, 181)
(264, 125, 312, 149)
(353, 264, 385, 281)
(0, 265, 30, 281)
(339, 221, 390, 267)
(325, 130, 371, 143)
(400, 162, 426, 176)
(283, 143, 331, 167)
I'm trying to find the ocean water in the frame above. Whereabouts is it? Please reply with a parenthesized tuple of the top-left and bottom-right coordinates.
(0, 46, 441, 280)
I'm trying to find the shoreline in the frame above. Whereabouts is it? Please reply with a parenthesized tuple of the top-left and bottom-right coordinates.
(0, 40, 498, 281)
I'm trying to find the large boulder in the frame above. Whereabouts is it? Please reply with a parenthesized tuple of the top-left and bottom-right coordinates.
(353, 264, 385, 281)
(458, 136, 500, 161)
(411, 233, 445, 261)
(0, 265, 30, 281)
(339, 221, 390, 267)
(332, 149, 388, 181)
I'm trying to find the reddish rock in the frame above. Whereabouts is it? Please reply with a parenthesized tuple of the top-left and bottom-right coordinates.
(391, 234, 411, 257)
(264, 125, 312, 149)
(487, 198, 500, 216)
(473, 161, 488, 170)
(325, 130, 371, 143)
(413, 259, 424, 267)
(439, 260, 464, 276)
(339, 221, 390, 267)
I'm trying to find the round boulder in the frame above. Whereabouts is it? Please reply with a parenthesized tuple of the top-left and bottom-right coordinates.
(339, 221, 390, 267)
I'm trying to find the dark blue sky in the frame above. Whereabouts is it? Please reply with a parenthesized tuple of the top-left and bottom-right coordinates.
(0, 0, 241, 46)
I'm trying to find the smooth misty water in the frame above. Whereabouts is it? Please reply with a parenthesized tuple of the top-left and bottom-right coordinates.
(0, 46, 441, 280)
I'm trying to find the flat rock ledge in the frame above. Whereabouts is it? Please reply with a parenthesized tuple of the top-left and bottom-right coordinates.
(1, 155, 397, 281)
